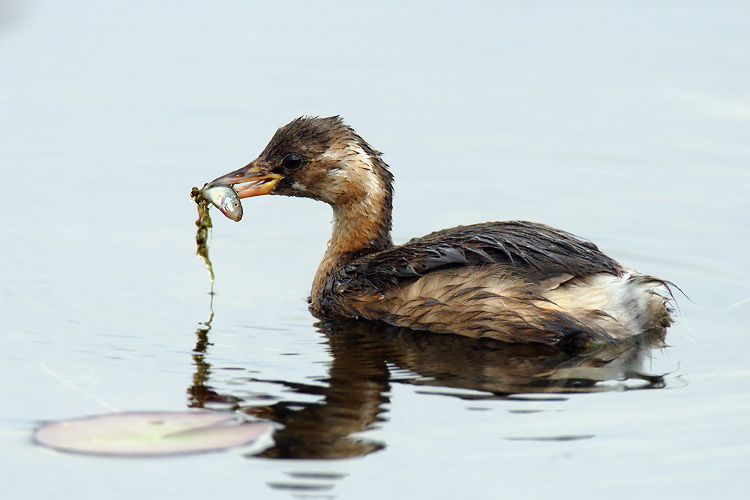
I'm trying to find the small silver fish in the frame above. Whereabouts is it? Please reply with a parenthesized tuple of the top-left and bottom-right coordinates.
(201, 185, 243, 222)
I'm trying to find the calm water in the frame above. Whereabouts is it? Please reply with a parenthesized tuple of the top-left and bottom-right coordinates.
(2, 1, 749, 498)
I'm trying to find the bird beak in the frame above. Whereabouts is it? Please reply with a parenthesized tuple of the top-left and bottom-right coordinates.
(207, 162, 281, 198)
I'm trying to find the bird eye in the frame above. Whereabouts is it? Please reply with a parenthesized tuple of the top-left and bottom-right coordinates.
(282, 153, 304, 171)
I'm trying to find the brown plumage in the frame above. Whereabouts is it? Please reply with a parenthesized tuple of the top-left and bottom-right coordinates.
(208, 116, 673, 348)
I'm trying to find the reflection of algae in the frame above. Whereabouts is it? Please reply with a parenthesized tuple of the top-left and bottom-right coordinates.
(188, 297, 215, 409)
(190, 186, 214, 292)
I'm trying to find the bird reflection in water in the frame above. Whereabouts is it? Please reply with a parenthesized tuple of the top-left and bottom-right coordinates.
(186, 312, 668, 460)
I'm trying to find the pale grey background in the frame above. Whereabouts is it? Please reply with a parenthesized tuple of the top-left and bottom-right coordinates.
(1, 1, 749, 499)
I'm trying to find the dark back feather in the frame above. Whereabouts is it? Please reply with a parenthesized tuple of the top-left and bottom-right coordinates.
(332, 221, 622, 294)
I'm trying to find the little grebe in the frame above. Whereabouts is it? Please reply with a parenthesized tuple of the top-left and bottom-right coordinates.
(207, 116, 672, 347)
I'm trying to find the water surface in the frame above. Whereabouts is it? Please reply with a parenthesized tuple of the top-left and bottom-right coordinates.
(2, 2, 749, 499)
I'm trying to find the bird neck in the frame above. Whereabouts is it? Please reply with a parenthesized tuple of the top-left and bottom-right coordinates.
(310, 157, 393, 313)
(328, 196, 394, 260)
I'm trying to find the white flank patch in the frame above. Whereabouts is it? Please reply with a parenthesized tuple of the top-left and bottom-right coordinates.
(543, 271, 660, 333)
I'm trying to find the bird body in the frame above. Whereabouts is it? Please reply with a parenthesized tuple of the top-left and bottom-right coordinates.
(207, 116, 672, 348)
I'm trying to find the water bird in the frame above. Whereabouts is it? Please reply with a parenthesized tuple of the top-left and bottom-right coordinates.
(206, 116, 672, 348)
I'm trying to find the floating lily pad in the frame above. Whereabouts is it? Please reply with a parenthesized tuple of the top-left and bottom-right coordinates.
(34, 411, 273, 456)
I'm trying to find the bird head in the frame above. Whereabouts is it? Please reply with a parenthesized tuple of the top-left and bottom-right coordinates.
(207, 116, 393, 209)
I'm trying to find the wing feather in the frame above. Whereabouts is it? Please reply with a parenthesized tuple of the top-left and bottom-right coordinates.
(332, 221, 621, 295)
